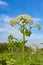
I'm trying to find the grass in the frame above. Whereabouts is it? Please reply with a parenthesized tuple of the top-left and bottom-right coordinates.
(0, 43, 43, 65)
(0, 50, 43, 65)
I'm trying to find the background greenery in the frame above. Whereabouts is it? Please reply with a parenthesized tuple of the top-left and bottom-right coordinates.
(0, 42, 43, 65)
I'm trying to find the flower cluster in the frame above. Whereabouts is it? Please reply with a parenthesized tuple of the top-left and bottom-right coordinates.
(10, 14, 33, 26)
(10, 19, 18, 26)
(16, 14, 33, 24)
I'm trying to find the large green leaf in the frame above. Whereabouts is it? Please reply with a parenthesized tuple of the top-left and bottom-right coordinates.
(24, 30, 32, 36)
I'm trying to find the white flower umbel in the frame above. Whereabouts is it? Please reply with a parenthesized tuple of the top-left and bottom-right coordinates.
(10, 14, 33, 26)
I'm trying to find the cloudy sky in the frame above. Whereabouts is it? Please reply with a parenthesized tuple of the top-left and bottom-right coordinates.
(0, 0, 43, 48)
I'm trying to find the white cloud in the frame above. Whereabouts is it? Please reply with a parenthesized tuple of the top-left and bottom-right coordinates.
(0, 14, 12, 24)
(0, 0, 9, 6)
(26, 34, 43, 47)
(32, 18, 42, 24)
(29, 34, 43, 39)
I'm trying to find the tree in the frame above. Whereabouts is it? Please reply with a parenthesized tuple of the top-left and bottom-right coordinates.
(10, 14, 41, 65)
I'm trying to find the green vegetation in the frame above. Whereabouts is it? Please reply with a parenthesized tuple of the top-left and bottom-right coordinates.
(0, 43, 43, 65)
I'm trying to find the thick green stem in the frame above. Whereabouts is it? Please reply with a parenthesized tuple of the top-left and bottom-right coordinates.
(22, 25, 25, 65)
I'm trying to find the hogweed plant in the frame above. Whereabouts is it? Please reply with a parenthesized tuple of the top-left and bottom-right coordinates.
(10, 14, 41, 65)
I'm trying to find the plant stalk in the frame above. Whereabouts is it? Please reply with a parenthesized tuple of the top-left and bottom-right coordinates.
(22, 25, 25, 65)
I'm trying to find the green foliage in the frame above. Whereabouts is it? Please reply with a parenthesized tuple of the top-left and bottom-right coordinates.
(6, 58, 17, 65)
(24, 29, 32, 36)
(0, 43, 8, 53)
(0, 52, 17, 65)
(0, 43, 43, 65)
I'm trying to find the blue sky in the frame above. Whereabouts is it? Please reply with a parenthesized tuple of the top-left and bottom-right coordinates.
(0, 0, 43, 48)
